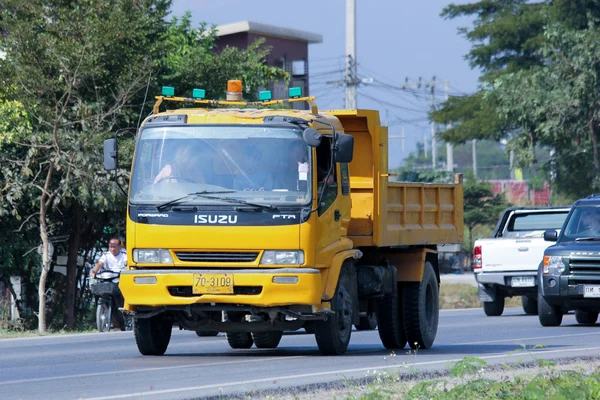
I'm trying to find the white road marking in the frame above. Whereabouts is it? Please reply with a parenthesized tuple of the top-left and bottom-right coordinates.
(0, 355, 306, 386)
(84, 345, 600, 400)
(454, 331, 600, 345)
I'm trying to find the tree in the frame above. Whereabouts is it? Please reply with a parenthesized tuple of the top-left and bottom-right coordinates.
(0, 0, 170, 332)
(463, 174, 508, 251)
(492, 20, 600, 196)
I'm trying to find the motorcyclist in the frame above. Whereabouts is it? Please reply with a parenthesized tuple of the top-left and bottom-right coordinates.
(90, 238, 126, 277)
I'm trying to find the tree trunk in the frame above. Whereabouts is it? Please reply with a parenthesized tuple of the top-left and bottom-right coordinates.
(1, 275, 24, 318)
(64, 204, 81, 328)
(38, 215, 50, 333)
(590, 123, 600, 174)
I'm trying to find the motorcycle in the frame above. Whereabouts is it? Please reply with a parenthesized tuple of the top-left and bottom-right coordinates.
(89, 271, 132, 332)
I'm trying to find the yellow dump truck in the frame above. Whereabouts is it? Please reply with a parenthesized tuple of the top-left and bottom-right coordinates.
(103, 82, 464, 356)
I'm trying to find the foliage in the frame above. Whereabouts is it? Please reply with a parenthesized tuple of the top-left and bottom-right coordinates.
(492, 19, 600, 196)
(394, 169, 455, 183)
(463, 173, 508, 250)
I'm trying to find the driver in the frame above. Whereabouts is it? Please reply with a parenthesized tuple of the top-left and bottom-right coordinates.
(90, 238, 127, 278)
(580, 208, 600, 236)
(154, 144, 206, 184)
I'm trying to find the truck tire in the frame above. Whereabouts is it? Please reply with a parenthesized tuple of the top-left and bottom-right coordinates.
(575, 310, 599, 325)
(521, 295, 538, 315)
(403, 262, 439, 350)
(134, 314, 172, 356)
(483, 297, 505, 316)
(537, 290, 563, 327)
(356, 312, 378, 331)
(314, 266, 354, 355)
(195, 330, 219, 337)
(252, 331, 283, 348)
(376, 282, 406, 349)
(226, 332, 254, 349)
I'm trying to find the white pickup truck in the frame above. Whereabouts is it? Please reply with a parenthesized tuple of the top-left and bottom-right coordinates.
(473, 207, 571, 316)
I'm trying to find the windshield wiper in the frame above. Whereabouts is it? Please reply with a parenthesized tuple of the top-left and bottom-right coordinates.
(156, 191, 235, 211)
(575, 237, 600, 242)
(156, 191, 277, 211)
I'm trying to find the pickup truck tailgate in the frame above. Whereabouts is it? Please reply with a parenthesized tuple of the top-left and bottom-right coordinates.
(480, 237, 549, 272)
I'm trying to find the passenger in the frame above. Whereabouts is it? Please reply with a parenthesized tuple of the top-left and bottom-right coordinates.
(234, 145, 273, 191)
(274, 140, 332, 191)
(579, 209, 600, 236)
(154, 144, 206, 184)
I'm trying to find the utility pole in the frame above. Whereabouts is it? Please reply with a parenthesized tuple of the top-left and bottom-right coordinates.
(345, 0, 357, 109)
(445, 80, 454, 172)
(431, 76, 437, 169)
(472, 139, 477, 178)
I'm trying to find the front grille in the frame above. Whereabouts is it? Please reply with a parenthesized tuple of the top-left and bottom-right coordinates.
(568, 258, 600, 274)
(168, 286, 262, 297)
(175, 251, 259, 263)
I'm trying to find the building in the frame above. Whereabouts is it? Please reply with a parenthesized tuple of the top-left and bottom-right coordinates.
(215, 21, 322, 108)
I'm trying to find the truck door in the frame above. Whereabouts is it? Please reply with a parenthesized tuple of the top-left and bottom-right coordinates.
(315, 141, 352, 257)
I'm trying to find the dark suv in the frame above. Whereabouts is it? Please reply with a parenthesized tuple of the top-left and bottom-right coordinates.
(539, 195, 600, 326)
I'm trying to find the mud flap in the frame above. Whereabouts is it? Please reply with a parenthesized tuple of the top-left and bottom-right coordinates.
(478, 284, 496, 302)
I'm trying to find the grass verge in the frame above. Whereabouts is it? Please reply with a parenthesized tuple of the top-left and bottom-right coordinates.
(440, 283, 521, 309)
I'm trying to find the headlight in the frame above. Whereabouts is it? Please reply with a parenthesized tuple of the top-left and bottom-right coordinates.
(260, 250, 304, 265)
(543, 255, 565, 275)
(133, 249, 174, 264)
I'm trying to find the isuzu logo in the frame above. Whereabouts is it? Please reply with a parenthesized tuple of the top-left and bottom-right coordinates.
(194, 215, 238, 224)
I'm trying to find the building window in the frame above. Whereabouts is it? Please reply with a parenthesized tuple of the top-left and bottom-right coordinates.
(292, 60, 306, 76)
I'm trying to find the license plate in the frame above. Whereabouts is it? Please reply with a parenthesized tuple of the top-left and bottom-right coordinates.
(583, 285, 600, 298)
(192, 273, 234, 294)
(511, 276, 535, 287)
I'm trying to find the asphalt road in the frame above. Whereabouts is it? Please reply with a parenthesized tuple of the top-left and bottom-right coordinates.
(2, 307, 600, 400)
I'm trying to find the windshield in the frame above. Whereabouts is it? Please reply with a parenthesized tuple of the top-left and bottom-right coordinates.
(560, 206, 600, 242)
(129, 125, 311, 206)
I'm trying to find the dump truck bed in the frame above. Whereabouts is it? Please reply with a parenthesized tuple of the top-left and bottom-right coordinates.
(325, 109, 464, 248)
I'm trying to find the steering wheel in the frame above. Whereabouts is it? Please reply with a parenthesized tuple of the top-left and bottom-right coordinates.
(155, 176, 195, 184)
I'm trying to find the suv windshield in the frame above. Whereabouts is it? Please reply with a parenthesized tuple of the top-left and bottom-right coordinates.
(560, 206, 600, 242)
(129, 125, 311, 206)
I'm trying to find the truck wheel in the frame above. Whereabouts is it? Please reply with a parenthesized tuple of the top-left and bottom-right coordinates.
(356, 312, 378, 331)
(575, 310, 599, 325)
(195, 330, 219, 337)
(134, 314, 172, 356)
(252, 331, 283, 348)
(483, 297, 505, 316)
(226, 332, 254, 349)
(537, 290, 563, 326)
(314, 266, 354, 355)
(521, 295, 538, 315)
(403, 262, 439, 349)
(376, 282, 406, 349)
(303, 323, 315, 334)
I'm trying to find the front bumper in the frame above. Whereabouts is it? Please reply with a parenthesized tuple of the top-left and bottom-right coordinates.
(119, 268, 322, 309)
(541, 274, 600, 310)
(475, 271, 538, 302)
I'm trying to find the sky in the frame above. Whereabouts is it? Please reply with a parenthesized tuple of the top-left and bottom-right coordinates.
(170, 0, 479, 169)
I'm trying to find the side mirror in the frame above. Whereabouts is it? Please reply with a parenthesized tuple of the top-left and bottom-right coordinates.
(333, 133, 354, 163)
(544, 230, 558, 242)
(303, 128, 322, 147)
(103, 138, 117, 171)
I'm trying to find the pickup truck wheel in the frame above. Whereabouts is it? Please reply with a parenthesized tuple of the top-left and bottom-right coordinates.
(377, 283, 406, 349)
(537, 290, 563, 326)
(575, 310, 599, 325)
(521, 295, 538, 315)
(403, 262, 439, 350)
(195, 330, 219, 337)
(356, 312, 378, 331)
(252, 331, 283, 348)
(483, 297, 505, 316)
(314, 267, 354, 355)
(134, 314, 172, 356)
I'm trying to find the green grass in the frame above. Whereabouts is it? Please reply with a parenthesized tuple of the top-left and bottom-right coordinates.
(440, 283, 521, 310)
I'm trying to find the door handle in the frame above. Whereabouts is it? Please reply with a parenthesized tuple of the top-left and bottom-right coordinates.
(334, 209, 341, 222)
